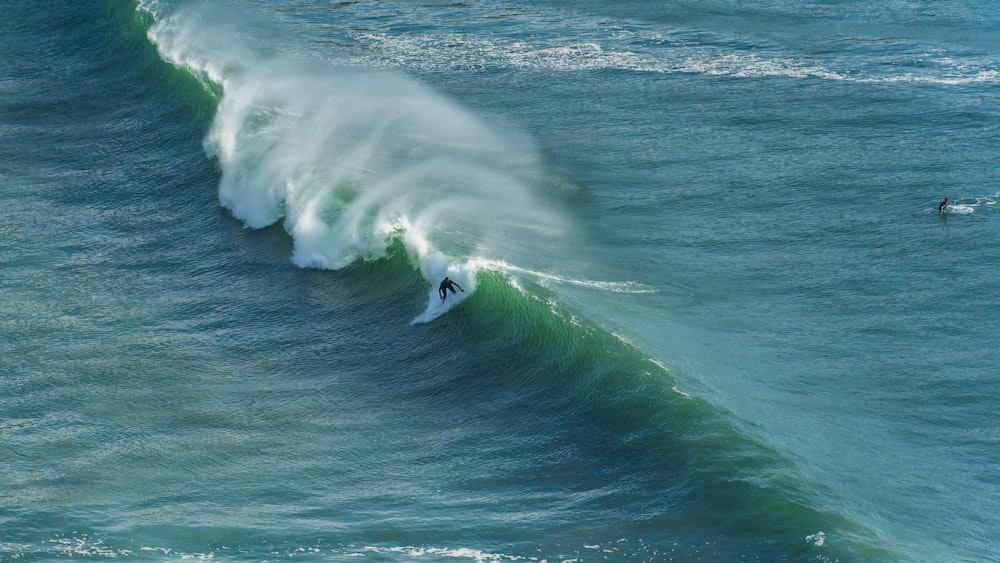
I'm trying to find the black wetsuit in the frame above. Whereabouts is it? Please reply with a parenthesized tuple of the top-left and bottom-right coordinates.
(439, 279, 460, 299)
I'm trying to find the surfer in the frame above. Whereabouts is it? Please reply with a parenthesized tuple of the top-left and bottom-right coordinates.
(438, 277, 464, 301)
(939, 197, 949, 212)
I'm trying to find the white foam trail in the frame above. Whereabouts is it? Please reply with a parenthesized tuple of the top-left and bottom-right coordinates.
(142, 2, 572, 319)
(349, 20, 1000, 86)
(937, 194, 1000, 215)
(469, 258, 656, 294)
(945, 204, 975, 215)
(408, 257, 655, 323)
(410, 256, 477, 324)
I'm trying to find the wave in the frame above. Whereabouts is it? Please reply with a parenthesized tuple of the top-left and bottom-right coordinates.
(139, 0, 588, 322)
(127, 1, 910, 559)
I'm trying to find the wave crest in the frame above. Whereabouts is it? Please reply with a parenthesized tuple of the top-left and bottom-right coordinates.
(143, 2, 572, 292)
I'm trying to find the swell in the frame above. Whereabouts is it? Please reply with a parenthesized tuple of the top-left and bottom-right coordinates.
(121, 1, 901, 559)
(25, 0, 217, 124)
(0, 0, 219, 216)
(385, 255, 898, 560)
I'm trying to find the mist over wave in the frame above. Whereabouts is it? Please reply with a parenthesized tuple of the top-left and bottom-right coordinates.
(142, 1, 574, 314)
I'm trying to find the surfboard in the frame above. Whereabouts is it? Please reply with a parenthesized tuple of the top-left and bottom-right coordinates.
(411, 291, 466, 324)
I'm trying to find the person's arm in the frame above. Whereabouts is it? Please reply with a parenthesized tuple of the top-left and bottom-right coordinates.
(455, 282, 464, 292)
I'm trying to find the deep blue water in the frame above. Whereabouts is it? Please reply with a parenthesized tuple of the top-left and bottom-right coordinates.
(2, 0, 999, 560)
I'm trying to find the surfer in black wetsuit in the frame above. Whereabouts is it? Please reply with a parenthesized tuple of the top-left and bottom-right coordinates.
(438, 277, 464, 301)
(939, 197, 949, 212)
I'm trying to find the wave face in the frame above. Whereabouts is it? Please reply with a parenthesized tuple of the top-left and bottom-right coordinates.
(133, 2, 899, 558)
(3, 0, 1000, 561)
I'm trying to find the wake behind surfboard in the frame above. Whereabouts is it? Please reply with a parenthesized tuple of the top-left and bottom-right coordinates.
(411, 291, 467, 324)
(411, 283, 470, 324)
(410, 264, 474, 324)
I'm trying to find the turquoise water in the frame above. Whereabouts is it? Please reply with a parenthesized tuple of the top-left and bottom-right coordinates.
(2, 0, 998, 560)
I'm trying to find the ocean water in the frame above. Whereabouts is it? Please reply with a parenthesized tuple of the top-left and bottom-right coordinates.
(2, 0, 998, 560)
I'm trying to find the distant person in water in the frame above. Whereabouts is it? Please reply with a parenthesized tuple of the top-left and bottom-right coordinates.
(439, 277, 464, 301)
(939, 197, 949, 212)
